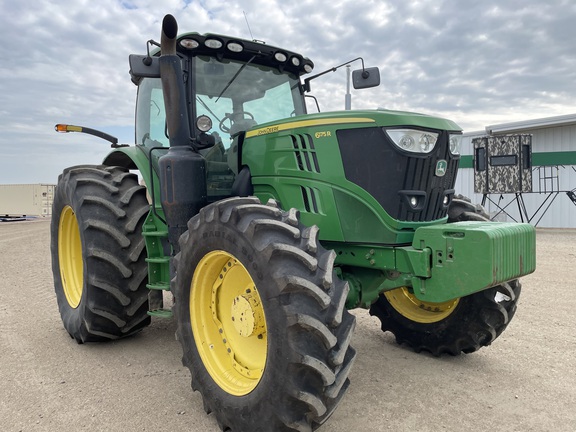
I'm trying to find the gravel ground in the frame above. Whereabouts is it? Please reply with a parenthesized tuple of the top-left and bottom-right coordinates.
(1, 219, 575, 432)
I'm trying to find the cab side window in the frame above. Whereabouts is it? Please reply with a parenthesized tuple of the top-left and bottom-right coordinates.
(136, 78, 169, 147)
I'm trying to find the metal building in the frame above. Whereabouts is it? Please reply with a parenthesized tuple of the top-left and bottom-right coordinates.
(0, 184, 56, 217)
(455, 113, 576, 228)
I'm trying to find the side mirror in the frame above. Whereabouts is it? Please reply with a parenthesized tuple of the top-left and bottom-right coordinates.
(352, 67, 380, 89)
(129, 54, 161, 79)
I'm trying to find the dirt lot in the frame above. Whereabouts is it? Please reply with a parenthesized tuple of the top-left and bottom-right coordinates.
(1, 219, 575, 432)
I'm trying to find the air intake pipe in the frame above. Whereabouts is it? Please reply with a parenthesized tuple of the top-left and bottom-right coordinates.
(158, 14, 207, 253)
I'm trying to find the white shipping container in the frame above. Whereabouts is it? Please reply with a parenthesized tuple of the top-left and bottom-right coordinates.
(0, 184, 56, 217)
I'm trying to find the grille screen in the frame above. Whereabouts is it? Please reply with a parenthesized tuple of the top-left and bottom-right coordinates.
(337, 127, 459, 222)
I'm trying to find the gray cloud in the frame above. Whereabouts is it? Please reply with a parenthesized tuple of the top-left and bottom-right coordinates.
(1, 0, 574, 183)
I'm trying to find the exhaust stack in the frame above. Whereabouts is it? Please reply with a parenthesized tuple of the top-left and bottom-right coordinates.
(158, 14, 207, 253)
(160, 14, 190, 148)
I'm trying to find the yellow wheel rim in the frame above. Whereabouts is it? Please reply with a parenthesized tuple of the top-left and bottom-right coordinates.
(384, 287, 459, 323)
(191, 250, 267, 396)
(58, 205, 84, 308)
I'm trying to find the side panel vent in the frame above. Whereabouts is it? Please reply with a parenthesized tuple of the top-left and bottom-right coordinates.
(300, 186, 321, 214)
(291, 134, 320, 173)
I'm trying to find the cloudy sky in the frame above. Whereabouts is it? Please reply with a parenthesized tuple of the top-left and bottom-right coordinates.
(1, 0, 575, 184)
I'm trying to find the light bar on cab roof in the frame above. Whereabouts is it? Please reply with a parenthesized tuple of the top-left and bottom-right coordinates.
(173, 33, 314, 76)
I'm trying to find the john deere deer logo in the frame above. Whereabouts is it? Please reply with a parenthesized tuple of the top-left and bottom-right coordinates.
(435, 160, 447, 177)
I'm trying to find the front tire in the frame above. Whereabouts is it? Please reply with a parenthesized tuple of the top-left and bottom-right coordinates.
(173, 197, 356, 431)
(369, 195, 522, 356)
(50, 165, 151, 343)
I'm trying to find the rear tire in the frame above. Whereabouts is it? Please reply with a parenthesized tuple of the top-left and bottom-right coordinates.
(173, 197, 356, 431)
(369, 195, 522, 355)
(50, 165, 151, 343)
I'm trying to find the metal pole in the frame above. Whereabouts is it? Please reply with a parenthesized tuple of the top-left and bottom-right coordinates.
(345, 65, 351, 110)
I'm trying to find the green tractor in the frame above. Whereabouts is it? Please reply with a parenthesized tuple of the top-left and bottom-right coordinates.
(51, 14, 536, 432)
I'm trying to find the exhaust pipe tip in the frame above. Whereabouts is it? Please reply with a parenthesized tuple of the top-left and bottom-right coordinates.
(161, 14, 178, 55)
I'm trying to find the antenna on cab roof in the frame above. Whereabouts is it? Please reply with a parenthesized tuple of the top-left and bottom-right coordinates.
(243, 11, 265, 44)
(243, 11, 255, 41)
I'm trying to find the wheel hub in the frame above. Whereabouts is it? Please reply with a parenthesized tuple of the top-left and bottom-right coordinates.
(385, 286, 460, 323)
(231, 291, 266, 338)
(191, 251, 267, 396)
(58, 205, 83, 308)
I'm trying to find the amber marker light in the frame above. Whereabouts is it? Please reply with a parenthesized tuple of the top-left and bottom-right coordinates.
(55, 124, 83, 133)
(53, 123, 121, 147)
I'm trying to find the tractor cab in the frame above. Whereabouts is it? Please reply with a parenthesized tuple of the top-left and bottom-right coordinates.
(131, 32, 313, 198)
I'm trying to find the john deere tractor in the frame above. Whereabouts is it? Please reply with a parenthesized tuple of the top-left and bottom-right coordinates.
(51, 14, 536, 432)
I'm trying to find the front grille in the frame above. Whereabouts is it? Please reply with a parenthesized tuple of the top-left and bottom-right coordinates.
(336, 127, 459, 222)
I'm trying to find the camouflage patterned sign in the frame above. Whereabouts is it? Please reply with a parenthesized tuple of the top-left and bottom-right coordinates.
(473, 137, 488, 193)
(473, 134, 532, 194)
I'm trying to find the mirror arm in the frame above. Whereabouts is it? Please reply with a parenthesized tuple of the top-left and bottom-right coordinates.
(143, 39, 160, 66)
(303, 57, 366, 92)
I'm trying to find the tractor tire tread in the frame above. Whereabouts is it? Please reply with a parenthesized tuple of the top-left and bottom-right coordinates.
(51, 165, 151, 343)
(173, 197, 356, 432)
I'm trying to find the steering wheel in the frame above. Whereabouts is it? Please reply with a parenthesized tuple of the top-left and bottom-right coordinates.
(219, 111, 255, 133)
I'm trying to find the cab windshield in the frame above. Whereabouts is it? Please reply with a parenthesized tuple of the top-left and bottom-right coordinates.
(194, 55, 306, 146)
(136, 56, 306, 148)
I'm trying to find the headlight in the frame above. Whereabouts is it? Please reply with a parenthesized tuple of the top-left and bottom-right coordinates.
(180, 38, 199, 50)
(385, 129, 438, 153)
(196, 115, 212, 132)
(226, 42, 243, 53)
(204, 38, 223, 49)
(274, 52, 287, 62)
(448, 133, 462, 155)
